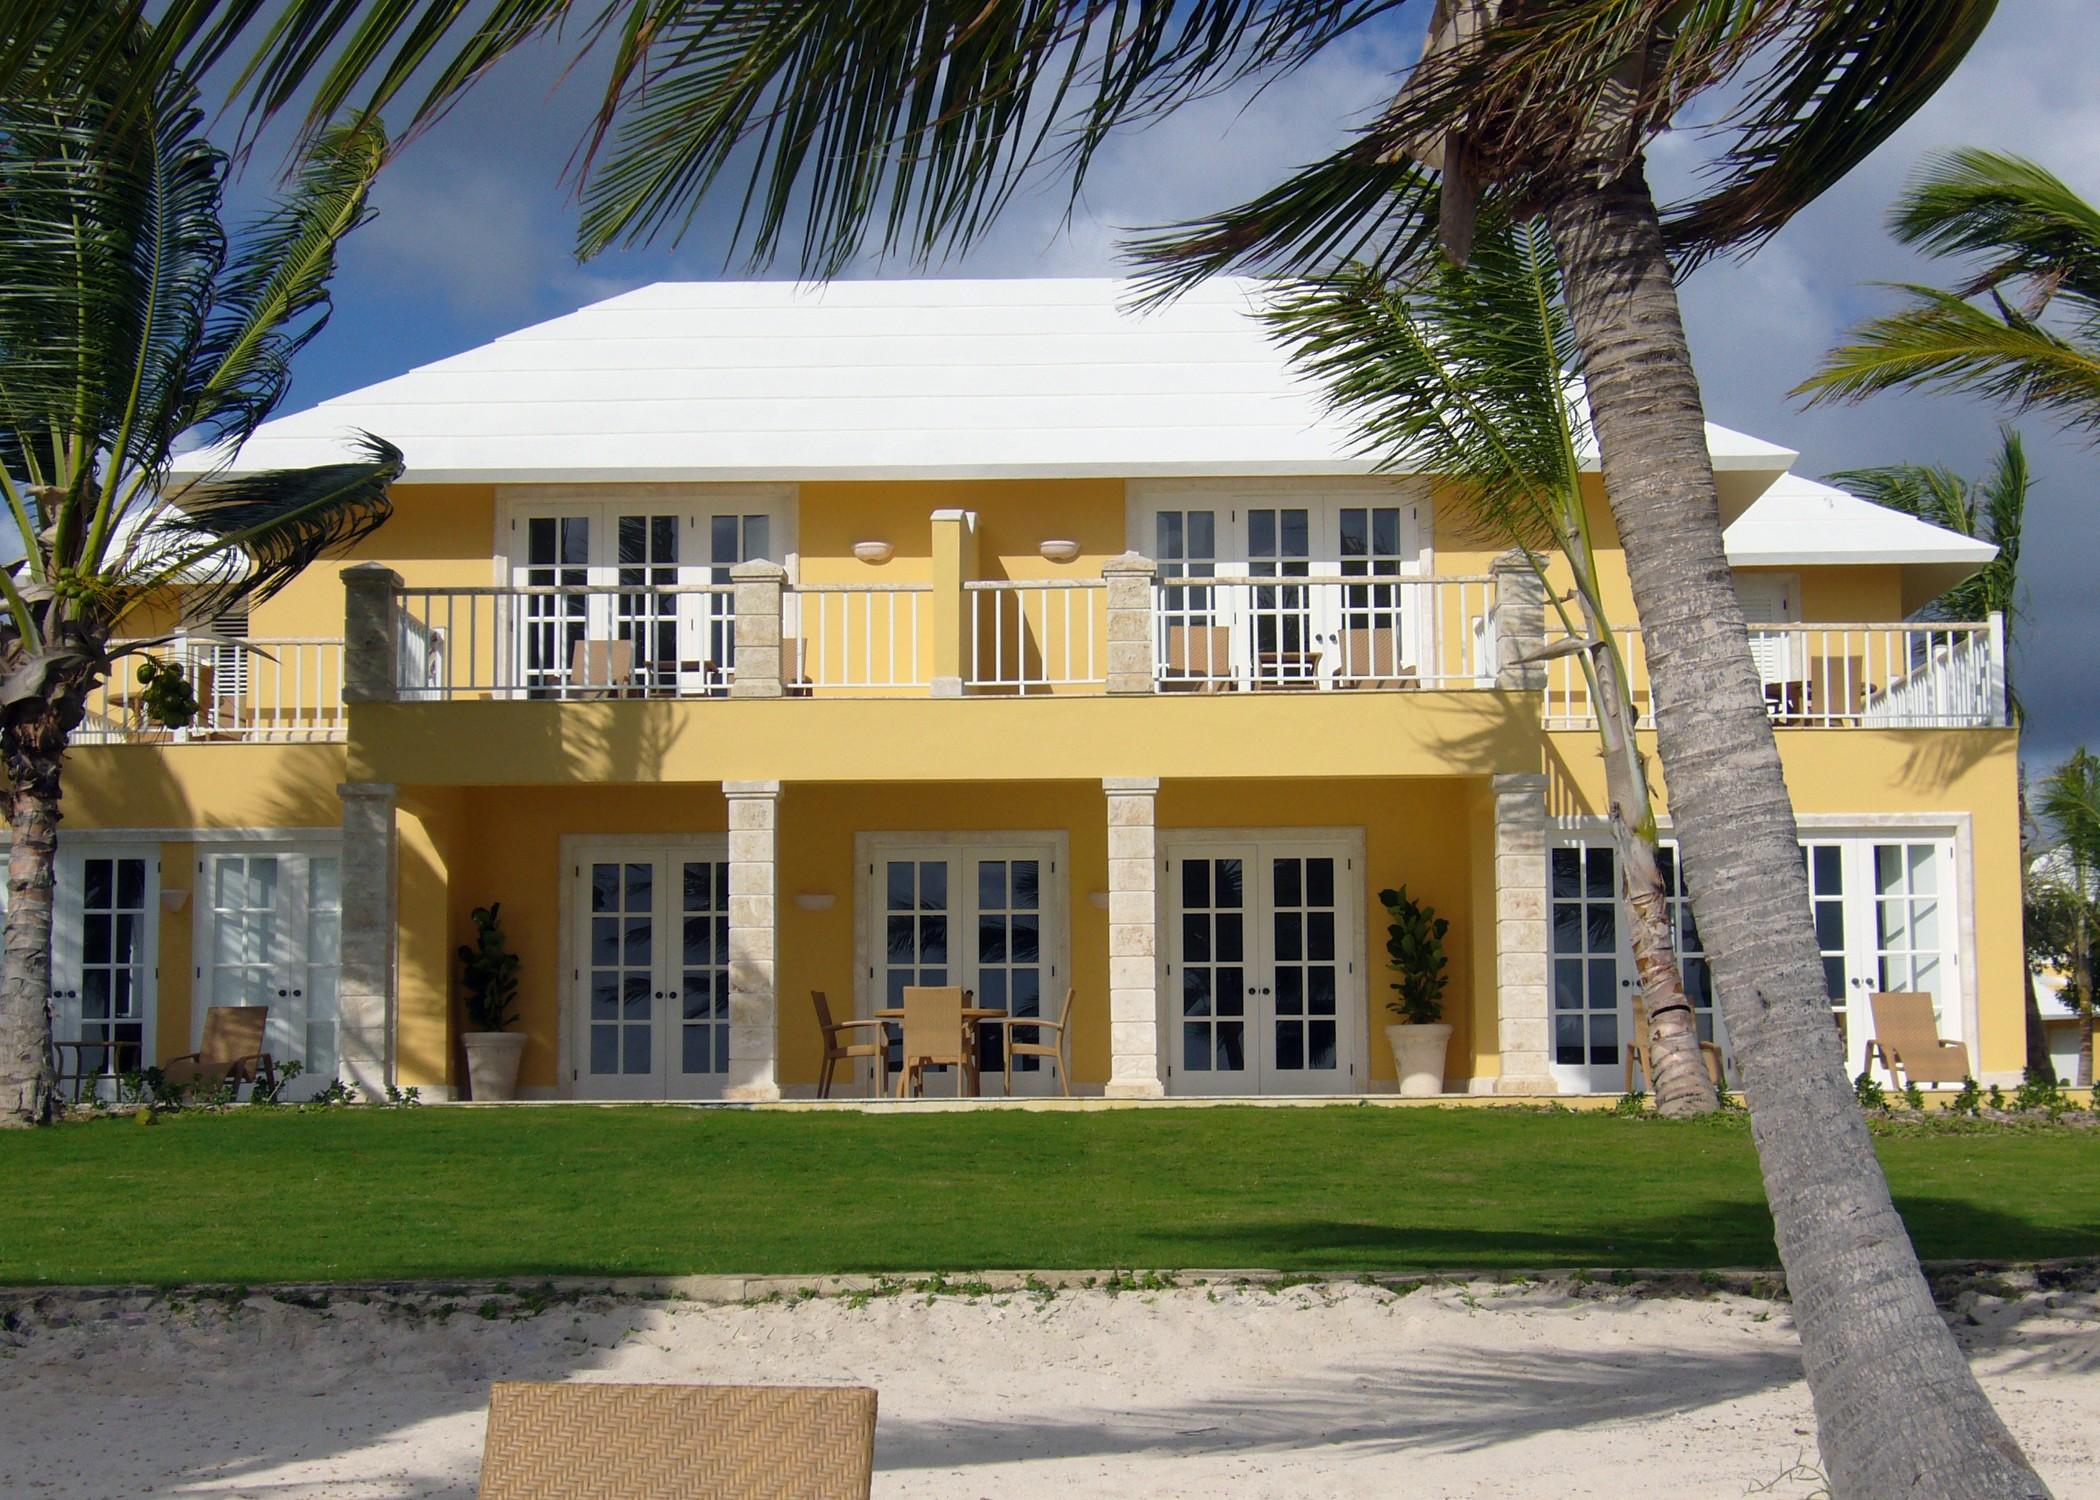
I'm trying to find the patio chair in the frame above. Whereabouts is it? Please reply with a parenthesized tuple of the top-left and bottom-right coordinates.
(898, 986, 975, 1098)
(1160, 625, 1232, 691)
(568, 638, 636, 699)
(1865, 991, 1972, 1088)
(161, 1005, 275, 1094)
(477, 1381, 877, 1500)
(50, 1036, 143, 1102)
(983, 987, 1074, 1098)
(1623, 996, 1726, 1094)
(811, 990, 888, 1099)
(1333, 628, 1418, 691)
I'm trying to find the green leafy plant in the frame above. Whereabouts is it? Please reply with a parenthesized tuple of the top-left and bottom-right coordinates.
(2013, 1068, 2069, 1118)
(1951, 1077, 1983, 1116)
(1612, 1090, 1648, 1117)
(1854, 1071, 1889, 1110)
(458, 903, 521, 1032)
(1901, 1080, 1926, 1112)
(1379, 886, 1449, 1026)
(135, 658, 200, 729)
(1987, 1084, 2008, 1112)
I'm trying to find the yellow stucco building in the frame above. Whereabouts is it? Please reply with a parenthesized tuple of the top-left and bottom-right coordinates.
(58, 279, 2018, 1101)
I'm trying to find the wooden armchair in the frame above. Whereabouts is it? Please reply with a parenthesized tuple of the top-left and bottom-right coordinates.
(898, 986, 975, 1098)
(1866, 991, 1971, 1087)
(568, 638, 637, 699)
(810, 990, 887, 1098)
(478, 1382, 877, 1500)
(162, 1005, 275, 1094)
(1160, 625, 1232, 691)
(1623, 996, 1726, 1094)
(1333, 628, 1417, 691)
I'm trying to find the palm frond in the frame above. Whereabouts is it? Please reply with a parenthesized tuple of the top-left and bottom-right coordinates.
(2040, 750, 2100, 873)
(1797, 285, 2100, 436)
(138, 433, 401, 617)
(1888, 149, 2100, 313)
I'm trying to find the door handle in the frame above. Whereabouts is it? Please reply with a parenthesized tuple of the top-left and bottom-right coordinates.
(292, 989, 302, 999)
(278, 988, 288, 997)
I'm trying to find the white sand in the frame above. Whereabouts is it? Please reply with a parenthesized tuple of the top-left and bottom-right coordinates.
(3, 1275, 2094, 1498)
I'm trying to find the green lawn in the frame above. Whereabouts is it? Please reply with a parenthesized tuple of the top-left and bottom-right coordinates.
(2, 1106, 2093, 1286)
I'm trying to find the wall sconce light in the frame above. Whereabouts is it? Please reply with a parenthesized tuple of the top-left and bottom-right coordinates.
(1038, 539, 1081, 564)
(160, 889, 191, 913)
(1088, 890, 1111, 910)
(852, 540, 895, 565)
(793, 891, 837, 912)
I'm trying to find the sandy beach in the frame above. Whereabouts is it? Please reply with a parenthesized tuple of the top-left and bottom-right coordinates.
(3, 1272, 2094, 1498)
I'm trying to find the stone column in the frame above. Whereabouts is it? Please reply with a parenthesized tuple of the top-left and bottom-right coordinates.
(1103, 776, 1165, 1097)
(337, 781, 398, 1099)
(341, 563, 403, 704)
(1489, 549, 1546, 692)
(724, 780, 782, 1100)
(1491, 771, 1556, 1094)
(1102, 553, 1158, 696)
(728, 561, 786, 698)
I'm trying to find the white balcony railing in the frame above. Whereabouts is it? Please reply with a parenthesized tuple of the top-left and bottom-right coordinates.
(78, 638, 345, 743)
(794, 584, 932, 690)
(392, 585, 738, 700)
(967, 580, 1107, 693)
(1151, 574, 1496, 692)
(1543, 618, 2008, 730)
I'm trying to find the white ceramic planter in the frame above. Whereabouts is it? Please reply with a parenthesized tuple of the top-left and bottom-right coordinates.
(1386, 1022, 1452, 1097)
(463, 1031, 528, 1102)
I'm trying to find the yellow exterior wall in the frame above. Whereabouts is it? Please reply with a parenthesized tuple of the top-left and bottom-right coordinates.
(1545, 727, 2026, 1076)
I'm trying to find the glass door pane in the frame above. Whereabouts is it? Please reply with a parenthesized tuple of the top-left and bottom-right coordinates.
(616, 513, 682, 692)
(584, 860, 659, 1092)
(706, 513, 771, 690)
(1247, 508, 1314, 686)
(973, 857, 1043, 1079)
(1336, 505, 1407, 686)
(522, 513, 591, 697)
(674, 859, 731, 1088)
(66, 855, 152, 1084)
(880, 856, 952, 1081)
(210, 854, 279, 1010)
(1264, 854, 1343, 1089)
(1174, 853, 1250, 1091)
(1869, 841, 1952, 1063)
(1550, 845, 1624, 1090)
(1155, 509, 1226, 685)
(1803, 842, 1856, 1065)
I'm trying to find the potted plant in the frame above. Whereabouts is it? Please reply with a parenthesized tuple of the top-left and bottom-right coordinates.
(459, 903, 525, 1101)
(1380, 886, 1452, 1096)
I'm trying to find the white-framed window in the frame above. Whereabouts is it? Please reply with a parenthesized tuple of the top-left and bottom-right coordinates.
(856, 832, 1068, 1096)
(54, 845, 159, 1087)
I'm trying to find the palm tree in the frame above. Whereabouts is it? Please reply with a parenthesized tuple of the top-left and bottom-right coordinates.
(1802, 150, 2100, 435)
(0, 27, 401, 1127)
(1266, 218, 1718, 1116)
(2036, 750, 2100, 1087)
(1828, 427, 2028, 719)
(11, 2, 2049, 1490)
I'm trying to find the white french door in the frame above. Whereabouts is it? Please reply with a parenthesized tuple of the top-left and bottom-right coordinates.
(506, 498, 782, 696)
(1549, 830, 1960, 1091)
(861, 838, 1062, 1096)
(195, 846, 341, 1099)
(1165, 837, 1360, 1095)
(1142, 490, 1428, 689)
(53, 846, 158, 1088)
(572, 843, 732, 1100)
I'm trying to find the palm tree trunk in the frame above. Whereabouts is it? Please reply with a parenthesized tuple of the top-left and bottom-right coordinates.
(1583, 601, 1716, 1116)
(1547, 162, 2048, 1498)
(1, 701, 68, 1127)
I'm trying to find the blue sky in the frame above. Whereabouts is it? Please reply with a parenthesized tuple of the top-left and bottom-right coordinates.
(220, 2, 2100, 769)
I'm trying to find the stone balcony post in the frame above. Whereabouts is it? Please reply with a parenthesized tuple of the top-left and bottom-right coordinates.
(728, 561, 787, 698)
(342, 563, 403, 704)
(1102, 553, 1158, 696)
(1489, 549, 1546, 693)
(337, 781, 398, 1099)
(723, 780, 782, 1100)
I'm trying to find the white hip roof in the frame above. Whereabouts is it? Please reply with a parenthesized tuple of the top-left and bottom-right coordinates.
(173, 277, 1801, 486)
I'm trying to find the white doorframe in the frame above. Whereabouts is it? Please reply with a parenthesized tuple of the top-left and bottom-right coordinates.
(191, 841, 343, 1098)
(561, 834, 734, 1100)
(1158, 827, 1367, 1095)
(853, 831, 1071, 1097)
(53, 843, 160, 1083)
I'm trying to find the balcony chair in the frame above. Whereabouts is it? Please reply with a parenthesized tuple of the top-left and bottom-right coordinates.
(898, 986, 976, 1099)
(567, 638, 637, 699)
(810, 990, 888, 1098)
(477, 1381, 877, 1500)
(1623, 995, 1726, 1094)
(1334, 628, 1418, 692)
(982, 987, 1074, 1098)
(1160, 625, 1233, 692)
(1865, 991, 1972, 1088)
(161, 1005, 275, 1095)
(782, 637, 814, 697)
